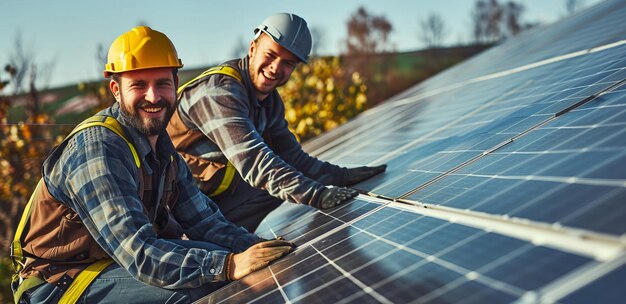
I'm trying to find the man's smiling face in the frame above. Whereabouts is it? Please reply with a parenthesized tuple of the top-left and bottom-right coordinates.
(111, 67, 177, 136)
(248, 33, 300, 100)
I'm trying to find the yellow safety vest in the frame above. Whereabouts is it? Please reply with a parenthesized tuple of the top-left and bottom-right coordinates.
(11, 116, 138, 304)
(174, 65, 242, 197)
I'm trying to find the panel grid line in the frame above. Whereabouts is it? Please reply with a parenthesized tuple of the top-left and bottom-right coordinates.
(397, 80, 626, 199)
(538, 254, 626, 303)
(339, 217, 527, 298)
(381, 198, 625, 261)
(268, 266, 292, 304)
(311, 246, 394, 304)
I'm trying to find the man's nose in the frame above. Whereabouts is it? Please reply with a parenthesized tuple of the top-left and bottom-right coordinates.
(268, 58, 281, 74)
(145, 85, 160, 103)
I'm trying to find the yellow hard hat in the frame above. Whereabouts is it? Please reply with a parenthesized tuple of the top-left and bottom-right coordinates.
(104, 26, 183, 77)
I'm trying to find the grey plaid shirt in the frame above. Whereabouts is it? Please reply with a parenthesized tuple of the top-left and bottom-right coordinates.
(175, 58, 345, 207)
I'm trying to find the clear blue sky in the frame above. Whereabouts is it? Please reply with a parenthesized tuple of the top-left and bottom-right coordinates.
(1, 0, 602, 89)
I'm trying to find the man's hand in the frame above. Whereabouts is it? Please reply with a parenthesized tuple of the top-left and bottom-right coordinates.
(343, 164, 387, 186)
(229, 239, 294, 280)
(317, 187, 359, 209)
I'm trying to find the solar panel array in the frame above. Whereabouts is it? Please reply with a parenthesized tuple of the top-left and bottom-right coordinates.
(197, 1, 626, 302)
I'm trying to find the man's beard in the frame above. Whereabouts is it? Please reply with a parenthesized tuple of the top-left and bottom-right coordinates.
(120, 99, 174, 136)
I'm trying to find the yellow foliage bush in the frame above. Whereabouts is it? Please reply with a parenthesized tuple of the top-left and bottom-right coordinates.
(278, 56, 368, 142)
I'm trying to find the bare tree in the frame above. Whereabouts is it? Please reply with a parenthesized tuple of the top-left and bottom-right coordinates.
(6, 32, 56, 125)
(343, 6, 394, 56)
(418, 13, 447, 49)
(310, 26, 326, 57)
(231, 35, 248, 59)
(503, 1, 524, 37)
(96, 43, 108, 77)
(76, 43, 115, 115)
(8, 32, 32, 95)
(0, 65, 16, 93)
(341, 6, 396, 106)
(565, 0, 585, 15)
(0, 65, 18, 124)
(471, 0, 528, 43)
(486, 0, 504, 41)
(471, 0, 498, 43)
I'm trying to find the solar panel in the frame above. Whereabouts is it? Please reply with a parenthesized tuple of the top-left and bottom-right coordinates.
(195, 0, 626, 302)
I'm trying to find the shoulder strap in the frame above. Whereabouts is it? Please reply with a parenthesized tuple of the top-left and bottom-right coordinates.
(10, 179, 44, 293)
(69, 115, 141, 168)
(175, 66, 241, 197)
(177, 65, 242, 97)
(58, 259, 114, 304)
(11, 115, 137, 303)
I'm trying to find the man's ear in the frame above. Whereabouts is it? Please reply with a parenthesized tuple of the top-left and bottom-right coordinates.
(248, 40, 256, 58)
(109, 79, 121, 102)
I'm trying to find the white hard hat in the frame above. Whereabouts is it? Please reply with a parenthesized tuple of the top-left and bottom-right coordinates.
(254, 13, 313, 63)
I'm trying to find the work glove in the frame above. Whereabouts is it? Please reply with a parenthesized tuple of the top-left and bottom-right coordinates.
(317, 187, 359, 209)
(342, 164, 387, 186)
(228, 238, 295, 280)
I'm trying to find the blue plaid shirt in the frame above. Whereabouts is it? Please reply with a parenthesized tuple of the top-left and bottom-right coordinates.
(42, 103, 262, 289)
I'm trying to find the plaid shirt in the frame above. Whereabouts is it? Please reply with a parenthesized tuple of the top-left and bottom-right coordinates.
(175, 58, 345, 206)
(43, 103, 261, 289)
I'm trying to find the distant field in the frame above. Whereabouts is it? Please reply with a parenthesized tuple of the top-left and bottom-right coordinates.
(5, 44, 491, 128)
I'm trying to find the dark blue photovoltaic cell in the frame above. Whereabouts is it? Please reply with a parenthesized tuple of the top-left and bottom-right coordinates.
(438, 233, 528, 271)
(309, 45, 626, 201)
(281, 264, 343, 298)
(248, 291, 285, 303)
(405, 88, 626, 235)
(197, 1, 626, 302)
(559, 263, 626, 303)
(482, 246, 591, 290)
(255, 198, 381, 244)
(273, 249, 329, 286)
(255, 202, 316, 235)
(204, 271, 275, 304)
(424, 280, 518, 304)
(201, 204, 594, 303)
(293, 277, 374, 303)
(375, 262, 463, 302)
(405, 224, 482, 256)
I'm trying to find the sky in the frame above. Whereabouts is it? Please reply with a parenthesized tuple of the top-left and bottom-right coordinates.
(1, 0, 603, 90)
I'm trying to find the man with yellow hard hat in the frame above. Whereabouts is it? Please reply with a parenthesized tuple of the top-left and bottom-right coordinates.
(11, 26, 293, 304)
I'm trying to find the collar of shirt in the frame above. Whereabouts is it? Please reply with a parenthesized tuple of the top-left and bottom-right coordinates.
(103, 103, 177, 174)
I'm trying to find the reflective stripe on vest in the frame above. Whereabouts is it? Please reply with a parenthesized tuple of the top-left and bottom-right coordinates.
(11, 180, 44, 304)
(71, 116, 141, 168)
(58, 259, 115, 304)
(12, 276, 44, 304)
(177, 65, 242, 197)
(177, 65, 242, 95)
(11, 115, 139, 303)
